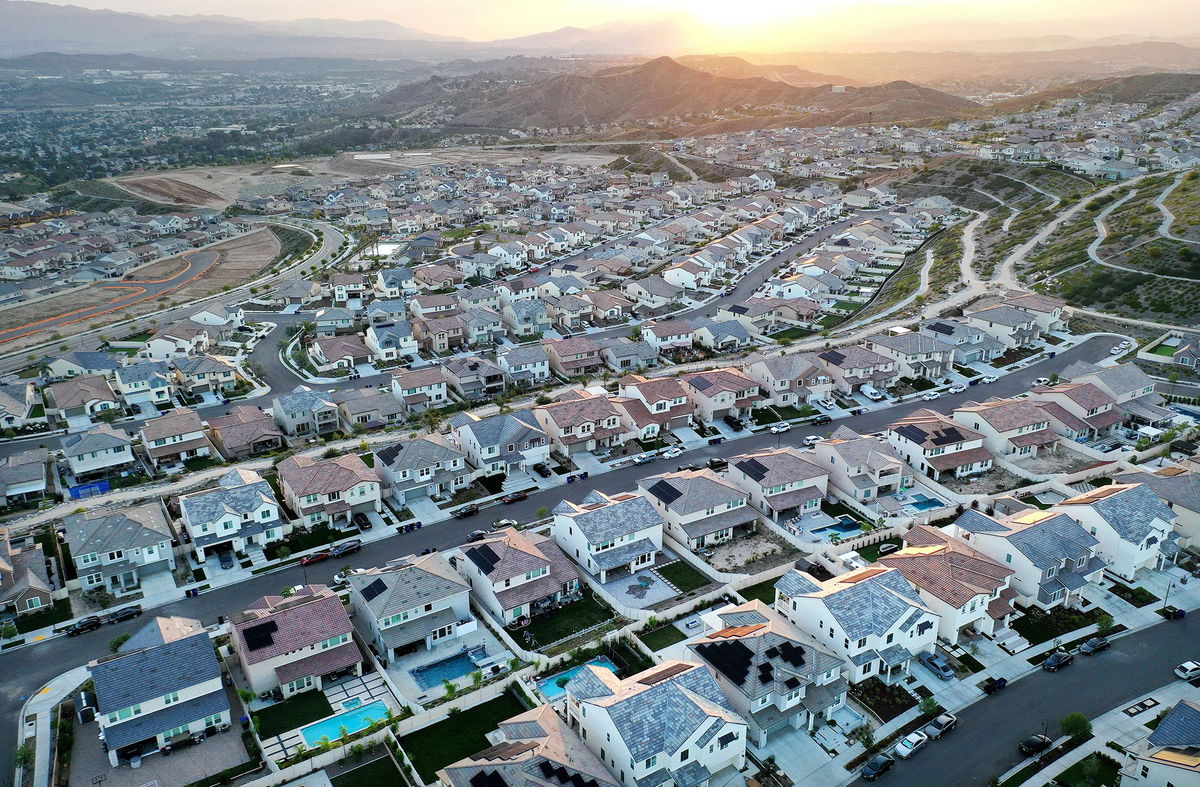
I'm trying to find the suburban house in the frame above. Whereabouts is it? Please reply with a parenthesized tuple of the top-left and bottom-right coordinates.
(1024, 382, 1123, 440)
(62, 502, 175, 595)
(916, 318, 1006, 365)
(1113, 466, 1200, 547)
(91, 616, 230, 767)
(542, 337, 604, 378)
(553, 490, 665, 583)
(725, 448, 828, 522)
(334, 389, 407, 432)
(688, 600, 848, 746)
(947, 508, 1106, 610)
(347, 553, 475, 665)
(815, 346, 899, 395)
(276, 454, 381, 529)
(0, 528, 53, 616)
(449, 410, 550, 477)
(375, 435, 474, 503)
(45, 375, 119, 422)
(271, 387, 340, 437)
(952, 399, 1058, 459)
(639, 469, 757, 550)
(615, 375, 695, 433)
(0, 382, 41, 429)
(44, 351, 123, 381)
(1119, 699, 1200, 786)
(742, 353, 834, 408)
(863, 331, 955, 380)
(812, 427, 915, 507)
(365, 322, 419, 363)
(442, 356, 506, 401)
(177, 468, 290, 562)
(1060, 362, 1173, 428)
(879, 525, 1017, 643)
(562, 659, 748, 787)
(171, 355, 239, 396)
(642, 319, 695, 352)
(391, 367, 450, 413)
(1050, 484, 1175, 581)
(113, 362, 173, 409)
(680, 368, 763, 424)
(774, 565, 940, 684)
(310, 334, 370, 372)
(534, 392, 630, 456)
(206, 406, 285, 460)
(453, 527, 582, 624)
(963, 304, 1042, 348)
(61, 424, 136, 481)
(229, 584, 363, 698)
(139, 407, 215, 471)
(496, 344, 552, 388)
(886, 409, 995, 481)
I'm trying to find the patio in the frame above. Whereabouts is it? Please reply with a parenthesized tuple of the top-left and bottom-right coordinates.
(597, 548, 687, 610)
(259, 672, 396, 763)
(385, 625, 512, 706)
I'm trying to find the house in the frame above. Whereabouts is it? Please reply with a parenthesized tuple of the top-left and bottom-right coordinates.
(1119, 699, 1200, 786)
(140, 407, 214, 471)
(375, 267, 415, 298)
(811, 427, 914, 506)
(63, 502, 176, 595)
(741, 353, 834, 408)
(1113, 466, 1200, 547)
(442, 356, 506, 401)
(642, 319, 694, 352)
(680, 368, 763, 424)
(542, 337, 604, 378)
(562, 660, 747, 787)
(178, 468, 290, 562)
(315, 307, 359, 337)
(690, 318, 753, 352)
(1050, 484, 1175, 581)
(366, 299, 410, 327)
(91, 616, 229, 767)
(1025, 382, 1122, 440)
(879, 525, 1016, 643)
(534, 392, 630, 456)
(815, 345, 899, 395)
(726, 447, 827, 522)
(61, 424, 136, 480)
(552, 490, 664, 583)
(449, 410, 550, 477)
(688, 600, 848, 746)
(0, 528, 53, 616)
(597, 337, 659, 374)
(886, 409, 994, 481)
(639, 468, 757, 550)
(496, 344, 552, 388)
(44, 350, 124, 380)
(334, 389, 407, 432)
(330, 272, 367, 303)
(376, 435, 474, 503)
(229, 584, 363, 698)
(412, 314, 468, 354)
(276, 453, 381, 530)
(1003, 291, 1070, 333)
(946, 507, 1106, 610)
(624, 276, 683, 309)
(45, 375, 119, 421)
(614, 375, 694, 433)
(863, 331, 955, 380)
(207, 406, 285, 460)
(365, 322, 419, 363)
(347, 553, 475, 665)
(952, 398, 1058, 459)
(962, 305, 1041, 348)
(774, 565, 939, 684)
(141, 320, 212, 361)
(1060, 361, 1173, 427)
(391, 367, 450, 413)
(453, 527, 582, 624)
(310, 334, 370, 372)
(438, 705, 618, 787)
(502, 299, 553, 338)
(171, 354, 239, 396)
(0, 382, 41, 428)
(0, 448, 48, 507)
(114, 362, 173, 408)
(272, 386, 340, 437)
(916, 318, 1006, 365)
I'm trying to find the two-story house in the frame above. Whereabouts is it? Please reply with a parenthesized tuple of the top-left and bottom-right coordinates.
(741, 353, 834, 408)
(0, 528, 52, 617)
(171, 355, 239, 396)
(45, 374, 119, 423)
(726, 447, 828, 522)
(61, 424, 136, 481)
(276, 454, 381, 530)
(815, 345, 899, 395)
(449, 411, 549, 478)
(952, 398, 1058, 458)
(1025, 382, 1123, 440)
(63, 502, 175, 595)
(553, 490, 665, 583)
(916, 318, 1006, 366)
(453, 527, 581, 625)
(886, 409, 994, 481)
(1051, 484, 1175, 581)
(638, 469, 757, 550)
(391, 367, 450, 414)
(680, 368, 763, 424)
(206, 406, 285, 460)
(113, 362, 173, 409)
(542, 337, 604, 379)
(442, 356, 506, 401)
(496, 344, 552, 388)
(534, 392, 630, 456)
(365, 322, 419, 363)
(1119, 699, 1200, 787)
(178, 468, 290, 562)
(863, 331, 956, 380)
(272, 386, 340, 438)
(1060, 361, 1174, 428)
(812, 427, 914, 507)
(615, 376, 694, 433)
(140, 407, 214, 471)
(375, 435, 474, 503)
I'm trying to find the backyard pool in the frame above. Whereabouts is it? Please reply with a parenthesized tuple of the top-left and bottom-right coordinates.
(812, 515, 863, 540)
(907, 493, 945, 512)
(410, 646, 487, 690)
(536, 656, 619, 700)
(300, 700, 389, 747)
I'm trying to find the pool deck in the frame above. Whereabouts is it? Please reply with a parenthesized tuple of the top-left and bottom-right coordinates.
(385, 626, 511, 707)
(259, 672, 395, 763)
(597, 548, 685, 610)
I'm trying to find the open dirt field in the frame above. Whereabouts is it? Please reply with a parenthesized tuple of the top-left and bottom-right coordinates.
(123, 256, 190, 282)
(325, 148, 618, 178)
(115, 175, 230, 209)
(169, 229, 279, 299)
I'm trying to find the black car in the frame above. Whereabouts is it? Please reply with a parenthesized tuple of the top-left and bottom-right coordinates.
(1042, 650, 1074, 672)
(330, 539, 362, 557)
(1019, 734, 1052, 756)
(353, 511, 373, 530)
(218, 550, 235, 570)
(1079, 636, 1110, 655)
(811, 414, 833, 425)
(66, 616, 102, 637)
(861, 753, 895, 781)
(707, 457, 728, 471)
(722, 414, 745, 431)
(677, 463, 701, 472)
(454, 504, 481, 519)
(467, 529, 489, 542)
(104, 606, 143, 625)
(532, 463, 553, 478)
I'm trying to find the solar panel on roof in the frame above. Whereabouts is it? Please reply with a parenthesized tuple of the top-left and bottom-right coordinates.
(927, 322, 954, 335)
(819, 350, 846, 365)
(784, 676, 801, 689)
(690, 377, 713, 391)
(778, 642, 806, 667)
(895, 424, 928, 444)
(764, 646, 780, 659)
(695, 641, 753, 686)
(360, 578, 387, 603)
(738, 458, 768, 482)
(647, 480, 682, 505)
(243, 620, 278, 651)
(467, 544, 500, 575)
(931, 427, 965, 446)
(469, 770, 507, 787)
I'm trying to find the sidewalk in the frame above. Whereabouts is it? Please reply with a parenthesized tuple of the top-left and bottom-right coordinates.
(17, 665, 91, 787)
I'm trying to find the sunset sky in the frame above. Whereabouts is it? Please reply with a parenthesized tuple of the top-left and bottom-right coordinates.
(32, 0, 1198, 48)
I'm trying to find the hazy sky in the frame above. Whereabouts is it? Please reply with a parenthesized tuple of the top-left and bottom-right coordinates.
(31, 0, 1198, 46)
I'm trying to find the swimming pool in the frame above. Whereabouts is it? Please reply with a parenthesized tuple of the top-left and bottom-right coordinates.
(300, 700, 388, 747)
(908, 493, 944, 512)
(812, 515, 863, 540)
(410, 646, 486, 690)
(536, 656, 619, 700)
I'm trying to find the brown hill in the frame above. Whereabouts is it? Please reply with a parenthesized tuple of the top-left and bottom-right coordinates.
(994, 72, 1200, 111)
(675, 55, 858, 87)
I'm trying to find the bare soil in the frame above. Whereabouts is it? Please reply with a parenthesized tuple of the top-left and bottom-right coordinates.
(123, 256, 190, 281)
(115, 176, 226, 208)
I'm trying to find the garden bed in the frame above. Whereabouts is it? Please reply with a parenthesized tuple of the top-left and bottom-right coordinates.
(1106, 581, 1159, 607)
(1011, 605, 1108, 646)
(848, 677, 918, 722)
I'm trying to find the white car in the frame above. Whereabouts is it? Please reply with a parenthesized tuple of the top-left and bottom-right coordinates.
(922, 391, 941, 401)
(894, 730, 929, 759)
(816, 398, 837, 409)
(770, 423, 791, 434)
(1109, 346, 1123, 355)
(1175, 661, 1200, 680)
(803, 435, 824, 446)
(662, 446, 684, 459)
(1034, 377, 1051, 386)
(947, 384, 966, 394)
(981, 375, 998, 384)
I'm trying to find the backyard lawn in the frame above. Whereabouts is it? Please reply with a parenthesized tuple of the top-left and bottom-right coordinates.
(253, 690, 334, 739)
(1054, 752, 1121, 787)
(739, 579, 778, 605)
(527, 594, 615, 647)
(656, 561, 712, 594)
(400, 692, 527, 783)
(640, 625, 687, 651)
(331, 755, 402, 787)
(857, 538, 902, 563)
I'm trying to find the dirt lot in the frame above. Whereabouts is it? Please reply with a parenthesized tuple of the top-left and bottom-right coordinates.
(123, 256, 190, 282)
(115, 175, 228, 209)
(168, 229, 279, 300)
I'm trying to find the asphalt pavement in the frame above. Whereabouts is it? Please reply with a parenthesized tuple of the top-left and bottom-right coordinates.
(0, 333, 1120, 780)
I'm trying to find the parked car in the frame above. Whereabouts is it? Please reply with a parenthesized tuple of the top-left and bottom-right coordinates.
(330, 539, 362, 557)
(922, 391, 942, 401)
(501, 491, 528, 504)
(1033, 377, 1051, 386)
(1019, 734, 1053, 756)
(467, 530, 489, 543)
(894, 730, 928, 759)
(493, 518, 519, 530)
(948, 384, 966, 394)
(532, 463, 553, 478)
(1079, 637, 1111, 655)
(104, 606, 143, 625)
(922, 713, 958, 740)
(1042, 650, 1074, 672)
(803, 435, 824, 446)
(1174, 661, 1200, 680)
(861, 385, 886, 402)
(632, 452, 658, 465)
(299, 552, 331, 566)
(217, 549, 235, 570)
(920, 652, 956, 680)
(706, 457, 728, 471)
(861, 753, 895, 781)
(770, 423, 791, 434)
(66, 616, 102, 637)
(811, 414, 832, 425)
(454, 504, 481, 519)
(723, 414, 745, 431)
(352, 511, 373, 530)
(1109, 346, 1123, 355)
(981, 375, 998, 384)
(816, 398, 836, 409)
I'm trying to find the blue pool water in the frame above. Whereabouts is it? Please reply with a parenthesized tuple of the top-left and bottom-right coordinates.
(300, 700, 388, 747)
(812, 515, 862, 539)
(537, 656, 619, 700)
(908, 493, 945, 511)
(342, 697, 362, 711)
(410, 646, 486, 690)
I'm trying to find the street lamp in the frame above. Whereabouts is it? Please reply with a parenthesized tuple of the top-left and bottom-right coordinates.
(1162, 580, 1175, 613)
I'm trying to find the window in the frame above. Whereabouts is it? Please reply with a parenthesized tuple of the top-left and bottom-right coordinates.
(644, 757, 657, 769)
(106, 550, 124, 562)
(679, 749, 689, 762)
(162, 691, 179, 705)
(1005, 553, 1012, 564)
(1077, 556, 1086, 568)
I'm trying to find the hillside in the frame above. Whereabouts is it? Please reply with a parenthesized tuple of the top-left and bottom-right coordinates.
(994, 72, 1200, 111)
(676, 55, 858, 87)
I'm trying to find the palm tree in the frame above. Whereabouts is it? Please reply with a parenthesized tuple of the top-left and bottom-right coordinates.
(421, 408, 445, 434)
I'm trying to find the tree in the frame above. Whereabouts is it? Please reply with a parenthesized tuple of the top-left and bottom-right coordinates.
(1095, 614, 1115, 636)
(536, 506, 550, 519)
(1169, 371, 1180, 398)
(108, 633, 131, 653)
(0, 623, 17, 640)
(630, 325, 643, 342)
(14, 744, 33, 770)
(1061, 712, 1092, 741)
(918, 696, 940, 717)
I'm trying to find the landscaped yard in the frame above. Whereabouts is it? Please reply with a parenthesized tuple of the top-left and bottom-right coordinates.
(399, 692, 527, 783)
(15, 598, 73, 634)
(1150, 343, 1178, 357)
(331, 755, 402, 787)
(527, 594, 615, 647)
(1011, 605, 1109, 646)
(253, 690, 334, 739)
(1107, 581, 1159, 607)
(184, 456, 222, 473)
(263, 525, 341, 560)
(640, 624, 687, 651)
(771, 326, 814, 341)
(1054, 752, 1121, 786)
(857, 537, 902, 563)
(656, 561, 712, 594)
(738, 578, 779, 605)
(849, 677, 918, 722)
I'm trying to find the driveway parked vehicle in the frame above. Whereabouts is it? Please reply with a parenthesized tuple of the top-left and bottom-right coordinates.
(922, 713, 958, 740)
(330, 539, 362, 557)
(352, 511, 373, 530)
(894, 730, 928, 759)
(218, 550, 235, 570)
(861, 753, 895, 781)
(920, 652, 956, 680)
(1042, 650, 1074, 672)
(532, 463, 553, 478)
(722, 415, 745, 431)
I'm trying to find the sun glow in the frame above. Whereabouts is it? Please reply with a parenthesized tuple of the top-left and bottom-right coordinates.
(683, 0, 816, 28)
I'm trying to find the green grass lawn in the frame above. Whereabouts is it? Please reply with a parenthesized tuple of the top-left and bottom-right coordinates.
(776, 404, 817, 420)
(640, 625, 687, 651)
(857, 537, 902, 563)
(263, 525, 339, 560)
(15, 598, 73, 633)
(656, 561, 712, 594)
(1054, 752, 1120, 787)
(751, 408, 783, 426)
(253, 690, 334, 739)
(400, 692, 527, 783)
(771, 326, 813, 341)
(1150, 343, 1178, 357)
(1107, 581, 1160, 607)
(527, 595, 615, 647)
(738, 578, 778, 605)
(1011, 606, 1107, 646)
(331, 756, 402, 787)
(183, 456, 221, 473)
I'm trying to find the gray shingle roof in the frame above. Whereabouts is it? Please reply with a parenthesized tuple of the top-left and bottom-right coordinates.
(63, 502, 172, 557)
(90, 616, 220, 715)
(558, 493, 665, 543)
(348, 553, 468, 620)
(639, 470, 744, 515)
(179, 470, 277, 526)
(787, 568, 929, 640)
(1148, 699, 1200, 748)
(1058, 483, 1175, 545)
(1003, 512, 1098, 569)
(376, 435, 465, 473)
(100, 688, 228, 750)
